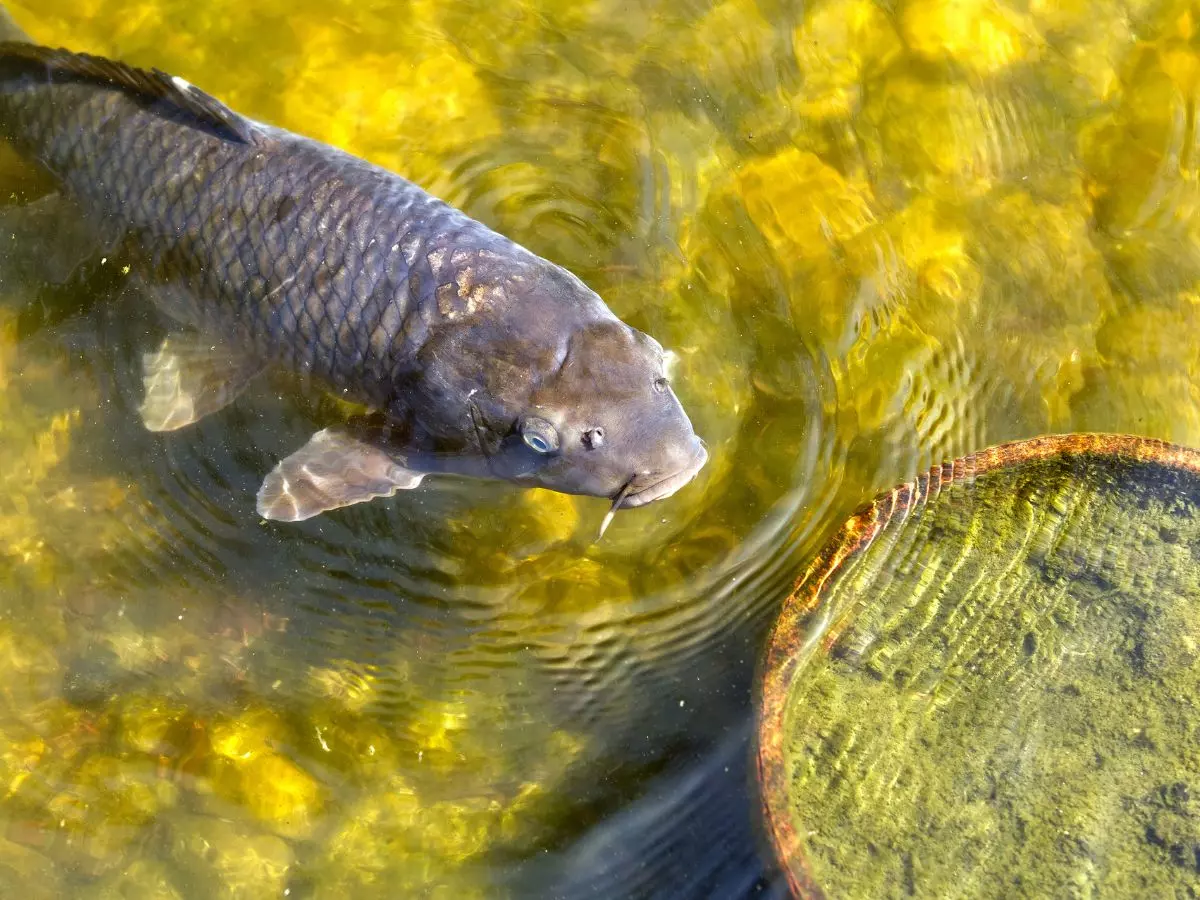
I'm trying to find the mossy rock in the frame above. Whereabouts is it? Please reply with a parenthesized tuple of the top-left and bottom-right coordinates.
(758, 433, 1200, 898)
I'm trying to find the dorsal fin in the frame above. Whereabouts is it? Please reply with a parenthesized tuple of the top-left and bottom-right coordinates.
(0, 42, 259, 144)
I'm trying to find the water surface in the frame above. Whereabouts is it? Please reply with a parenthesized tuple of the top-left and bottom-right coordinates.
(0, 0, 1195, 896)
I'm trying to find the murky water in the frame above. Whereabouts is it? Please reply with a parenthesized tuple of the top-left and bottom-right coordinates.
(0, 0, 1194, 896)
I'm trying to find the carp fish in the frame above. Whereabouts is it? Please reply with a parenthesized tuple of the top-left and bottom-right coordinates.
(0, 10, 707, 528)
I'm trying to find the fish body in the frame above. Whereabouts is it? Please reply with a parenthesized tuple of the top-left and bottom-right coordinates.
(0, 35, 707, 522)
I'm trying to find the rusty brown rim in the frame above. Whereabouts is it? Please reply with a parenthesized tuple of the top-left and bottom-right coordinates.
(755, 433, 1200, 899)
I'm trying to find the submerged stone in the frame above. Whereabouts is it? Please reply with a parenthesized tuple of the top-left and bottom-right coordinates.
(209, 708, 284, 763)
(758, 434, 1200, 897)
(790, 0, 902, 120)
(94, 859, 184, 900)
(214, 751, 323, 839)
(0, 837, 61, 900)
(170, 813, 293, 900)
(899, 0, 1042, 75)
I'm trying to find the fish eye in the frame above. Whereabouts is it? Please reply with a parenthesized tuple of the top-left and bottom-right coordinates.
(653, 377, 669, 394)
(520, 416, 560, 454)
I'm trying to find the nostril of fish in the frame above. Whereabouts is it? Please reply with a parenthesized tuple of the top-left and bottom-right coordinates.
(582, 427, 605, 449)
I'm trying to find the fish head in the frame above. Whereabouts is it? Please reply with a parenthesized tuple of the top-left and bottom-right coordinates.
(480, 317, 708, 510)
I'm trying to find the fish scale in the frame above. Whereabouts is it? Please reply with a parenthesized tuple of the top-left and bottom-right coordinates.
(0, 36, 707, 523)
(4, 84, 502, 404)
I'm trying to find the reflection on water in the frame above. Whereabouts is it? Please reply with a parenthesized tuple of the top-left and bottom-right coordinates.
(0, 0, 1195, 895)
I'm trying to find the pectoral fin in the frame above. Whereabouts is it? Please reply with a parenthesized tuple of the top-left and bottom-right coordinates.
(140, 334, 264, 431)
(256, 428, 426, 522)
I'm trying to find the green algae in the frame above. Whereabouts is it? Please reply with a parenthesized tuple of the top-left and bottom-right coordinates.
(761, 437, 1200, 897)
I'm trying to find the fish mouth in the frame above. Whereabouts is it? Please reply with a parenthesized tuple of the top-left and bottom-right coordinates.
(618, 443, 709, 509)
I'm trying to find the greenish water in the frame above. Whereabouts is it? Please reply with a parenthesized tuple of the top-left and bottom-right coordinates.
(0, 0, 1195, 896)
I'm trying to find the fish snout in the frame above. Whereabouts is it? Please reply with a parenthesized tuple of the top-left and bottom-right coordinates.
(620, 437, 708, 509)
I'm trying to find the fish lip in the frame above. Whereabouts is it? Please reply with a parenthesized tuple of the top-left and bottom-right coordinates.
(617, 443, 708, 509)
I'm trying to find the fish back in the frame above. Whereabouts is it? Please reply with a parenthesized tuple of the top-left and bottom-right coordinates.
(0, 42, 525, 408)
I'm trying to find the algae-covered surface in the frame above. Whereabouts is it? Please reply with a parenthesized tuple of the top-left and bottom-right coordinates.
(0, 0, 1197, 896)
(759, 435, 1200, 898)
